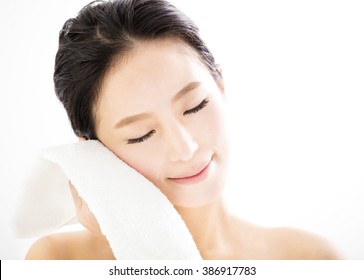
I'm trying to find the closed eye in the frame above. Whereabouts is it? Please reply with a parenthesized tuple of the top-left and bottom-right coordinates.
(127, 130, 156, 144)
(183, 99, 209, 116)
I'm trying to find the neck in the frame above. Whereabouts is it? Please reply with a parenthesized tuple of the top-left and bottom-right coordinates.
(174, 196, 232, 258)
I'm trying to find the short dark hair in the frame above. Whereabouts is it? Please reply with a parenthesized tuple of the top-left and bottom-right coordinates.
(54, 0, 221, 140)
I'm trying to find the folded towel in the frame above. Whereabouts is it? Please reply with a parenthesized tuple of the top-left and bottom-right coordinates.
(12, 140, 201, 260)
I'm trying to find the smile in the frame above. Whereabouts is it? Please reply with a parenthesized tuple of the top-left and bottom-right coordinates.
(168, 158, 212, 185)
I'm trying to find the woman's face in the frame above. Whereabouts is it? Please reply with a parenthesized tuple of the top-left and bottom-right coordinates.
(95, 39, 230, 208)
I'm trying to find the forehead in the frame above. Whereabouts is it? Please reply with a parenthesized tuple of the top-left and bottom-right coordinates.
(103, 38, 204, 91)
(96, 38, 210, 113)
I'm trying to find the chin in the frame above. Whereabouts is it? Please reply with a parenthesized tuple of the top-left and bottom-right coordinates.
(166, 182, 226, 209)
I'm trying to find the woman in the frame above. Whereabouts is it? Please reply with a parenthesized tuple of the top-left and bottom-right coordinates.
(26, 0, 339, 259)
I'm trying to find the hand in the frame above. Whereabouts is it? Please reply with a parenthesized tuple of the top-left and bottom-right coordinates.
(69, 181, 103, 236)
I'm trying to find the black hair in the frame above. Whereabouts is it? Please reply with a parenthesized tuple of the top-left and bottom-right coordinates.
(54, 0, 221, 139)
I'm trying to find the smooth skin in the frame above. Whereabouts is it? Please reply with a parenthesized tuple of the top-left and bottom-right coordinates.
(26, 39, 341, 260)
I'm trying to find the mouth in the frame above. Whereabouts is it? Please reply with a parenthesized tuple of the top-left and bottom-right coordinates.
(168, 157, 212, 185)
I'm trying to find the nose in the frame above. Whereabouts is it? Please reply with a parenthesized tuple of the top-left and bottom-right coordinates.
(165, 122, 198, 162)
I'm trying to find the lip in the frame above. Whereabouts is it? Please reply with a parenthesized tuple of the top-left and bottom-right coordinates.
(168, 158, 212, 185)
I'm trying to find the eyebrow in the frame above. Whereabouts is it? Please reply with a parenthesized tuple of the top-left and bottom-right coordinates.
(172, 81, 201, 102)
(114, 81, 201, 129)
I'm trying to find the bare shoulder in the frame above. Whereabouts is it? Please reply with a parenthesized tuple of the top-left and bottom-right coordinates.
(265, 227, 342, 259)
(25, 230, 115, 260)
(25, 232, 73, 260)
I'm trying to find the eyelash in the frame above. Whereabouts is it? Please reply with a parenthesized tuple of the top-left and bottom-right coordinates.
(183, 99, 209, 116)
(127, 99, 209, 144)
(127, 130, 156, 144)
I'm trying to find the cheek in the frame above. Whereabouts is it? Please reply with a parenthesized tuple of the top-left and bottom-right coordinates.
(197, 99, 229, 146)
(113, 147, 163, 184)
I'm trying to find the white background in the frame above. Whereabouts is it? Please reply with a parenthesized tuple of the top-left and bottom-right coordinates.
(0, 0, 363, 259)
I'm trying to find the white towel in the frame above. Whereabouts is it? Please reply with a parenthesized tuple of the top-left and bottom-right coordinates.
(12, 140, 201, 260)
